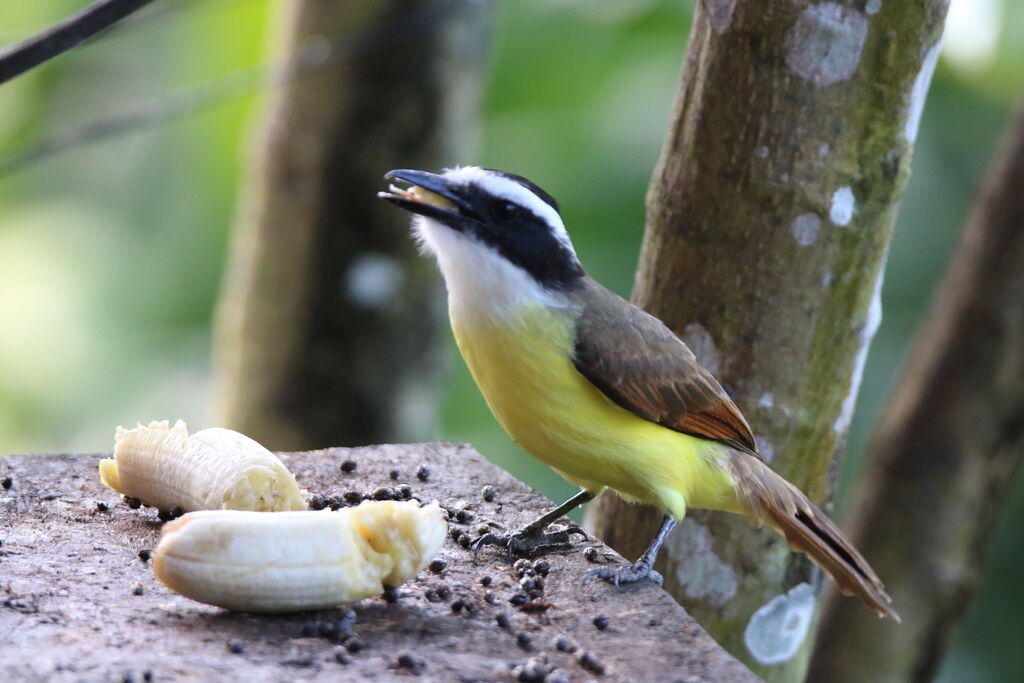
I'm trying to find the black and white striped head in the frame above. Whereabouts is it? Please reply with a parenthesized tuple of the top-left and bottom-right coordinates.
(379, 167, 584, 292)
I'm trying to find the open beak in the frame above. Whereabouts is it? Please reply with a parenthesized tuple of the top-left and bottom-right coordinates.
(378, 169, 473, 224)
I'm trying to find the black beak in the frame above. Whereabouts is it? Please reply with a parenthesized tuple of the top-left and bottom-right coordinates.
(378, 169, 474, 224)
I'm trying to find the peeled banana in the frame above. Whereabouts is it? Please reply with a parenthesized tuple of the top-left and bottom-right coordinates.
(152, 501, 447, 612)
(98, 420, 306, 513)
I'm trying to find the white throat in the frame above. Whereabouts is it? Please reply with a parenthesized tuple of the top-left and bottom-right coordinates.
(414, 216, 573, 321)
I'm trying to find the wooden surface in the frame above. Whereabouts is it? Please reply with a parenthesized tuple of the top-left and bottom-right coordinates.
(0, 443, 756, 682)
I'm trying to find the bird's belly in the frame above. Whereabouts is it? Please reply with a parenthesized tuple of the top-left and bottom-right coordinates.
(451, 305, 737, 516)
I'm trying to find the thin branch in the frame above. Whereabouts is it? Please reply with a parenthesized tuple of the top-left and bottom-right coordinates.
(0, 0, 161, 85)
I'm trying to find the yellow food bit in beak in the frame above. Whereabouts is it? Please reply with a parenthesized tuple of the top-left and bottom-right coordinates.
(410, 185, 457, 211)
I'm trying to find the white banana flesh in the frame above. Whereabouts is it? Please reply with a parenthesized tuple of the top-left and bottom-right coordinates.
(98, 420, 307, 512)
(152, 501, 447, 612)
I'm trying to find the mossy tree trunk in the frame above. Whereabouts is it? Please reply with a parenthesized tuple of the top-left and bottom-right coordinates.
(809, 103, 1024, 683)
(586, 1, 948, 680)
(213, 0, 492, 450)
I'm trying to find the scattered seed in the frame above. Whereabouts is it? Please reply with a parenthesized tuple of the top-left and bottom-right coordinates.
(337, 609, 357, 634)
(138, 549, 151, 564)
(308, 494, 326, 510)
(455, 509, 474, 523)
(481, 485, 497, 502)
(513, 559, 532, 575)
(480, 575, 493, 587)
(157, 507, 184, 522)
(457, 534, 472, 549)
(416, 464, 430, 481)
(533, 561, 550, 576)
(340, 460, 357, 473)
(484, 591, 496, 605)
(516, 633, 533, 651)
(544, 669, 571, 683)
(496, 612, 511, 628)
(509, 593, 528, 606)
(334, 648, 351, 665)
(583, 547, 599, 562)
(451, 598, 466, 613)
(131, 584, 145, 596)
(95, 501, 109, 512)
(373, 487, 395, 501)
(345, 636, 364, 653)
(577, 651, 605, 675)
(396, 484, 412, 499)
(227, 639, 245, 654)
(428, 559, 446, 573)
(593, 614, 609, 631)
(513, 656, 551, 681)
(436, 586, 452, 601)
(388, 469, 400, 481)
(554, 635, 576, 653)
(343, 491, 363, 505)
(124, 496, 142, 510)
(1, 476, 11, 489)
(396, 652, 427, 674)
(519, 577, 539, 592)
(424, 589, 441, 603)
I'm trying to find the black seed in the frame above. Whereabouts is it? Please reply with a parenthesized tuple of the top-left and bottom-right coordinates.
(416, 464, 430, 481)
(436, 586, 452, 601)
(124, 496, 142, 510)
(457, 534, 472, 549)
(372, 487, 394, 501)
(382, 586, 400, 603)
(515, 633, 532, 651)
(334, 648, 351, 665)
(157, 507, 183, 522)
(481, 485, 497, 502)
(480, 575, 493, 587)
(122, 674, 135, 683)
(496, 612, 511, 628)
(1, 476, 11, 489)
(389, 469, 400, 481)
(96, 501, 109, 512)
(476, 524, 490, 536)
(456, 509, 474, 523)
(300, 622, 317, 637)
(308, 494, 326, 510)
(484, 591, 496, 605)
(396, 652, 426, 673)
(533, 561, 550, 576)
(337, 608, 357, 634)
(340, 460, 357, 473)
(593, 614, 609, 631)
(583, 547, 599, 562)
(142, 672, 153, 683)
(424, 589, 441, 603)
(513, 559, 532, 575)
(138, 549, 151, 563)
(343, 491, 364, 505)
(319, 622, 337, 638)
(326, 496, 343, 510)
(449, 528, 463, 542)
(544, 669, 570, 683)
(396, 484, 412, 499)
(132, 585, 144, 596)
(577, 651, 605, 675)
(227, 639, 244, 654)
(345, 637, 364, 653)
(451, 598, 466, 613)
(519, 577, 538, 591)
(554, 635, 575, 652)
(428, 559, 446, 573)
(509, 593, 528, 606)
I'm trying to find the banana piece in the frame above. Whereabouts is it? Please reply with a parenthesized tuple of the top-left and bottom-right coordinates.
(98, 419, 306, 512)
(152, 501, 447, 612)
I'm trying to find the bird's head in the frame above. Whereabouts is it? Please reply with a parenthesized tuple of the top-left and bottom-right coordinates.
(379, 167, 584, 292)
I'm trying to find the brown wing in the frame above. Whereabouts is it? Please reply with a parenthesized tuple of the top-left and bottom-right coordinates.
(571, 278, 759, 457)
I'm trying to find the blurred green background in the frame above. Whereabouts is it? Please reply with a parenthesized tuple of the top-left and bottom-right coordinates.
(1, 0, 1020, 680)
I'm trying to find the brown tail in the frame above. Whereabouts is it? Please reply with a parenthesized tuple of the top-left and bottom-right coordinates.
(729, 454, 900, 622)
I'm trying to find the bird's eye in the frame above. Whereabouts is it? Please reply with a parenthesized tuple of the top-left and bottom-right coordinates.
(492, 201, 520, 223)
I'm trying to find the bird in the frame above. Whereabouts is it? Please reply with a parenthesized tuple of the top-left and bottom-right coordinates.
(378, 166, 898, 620)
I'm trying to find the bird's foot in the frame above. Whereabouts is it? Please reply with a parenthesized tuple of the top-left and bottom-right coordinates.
(583, 563, 663, 587)
(471, 524, 587, 557)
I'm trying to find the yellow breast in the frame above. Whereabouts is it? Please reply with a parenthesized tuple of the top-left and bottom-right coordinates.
(450, 303, 740, 518)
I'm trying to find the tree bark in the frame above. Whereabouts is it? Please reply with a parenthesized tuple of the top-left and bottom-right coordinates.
(586, 1, 948, 680)
(213, 0, 492, 450)
(809, 103, 1024, 683)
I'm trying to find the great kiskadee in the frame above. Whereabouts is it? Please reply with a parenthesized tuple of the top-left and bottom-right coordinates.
(379, 166, 897, 620)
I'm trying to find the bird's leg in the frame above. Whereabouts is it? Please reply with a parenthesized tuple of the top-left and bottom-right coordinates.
(472, 489, 594, 556)
(584, 514, 677, 586)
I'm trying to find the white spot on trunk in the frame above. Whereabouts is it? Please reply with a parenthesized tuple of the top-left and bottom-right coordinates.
(791, 213, 821, 246)
(744, 583, 817, 664)
(706, 0, 739, 34)
(865, 0, 882, 15)
(666, 520, 738, 606)
(818, 142, 830, 157)
(829, 186, 856, 226)
(754, 145, 770, 159)
(755, 436, 775, 463)
(345, 253, 404, 308)
(680, 323, 721, 376)
(786, 3, 869, 87)
(779, 172, 790, 182)
(834, 264, 885, 433)
(905, 40, 943, 143)
(758, 392, 774, 409)
(821, 268, 833, 288)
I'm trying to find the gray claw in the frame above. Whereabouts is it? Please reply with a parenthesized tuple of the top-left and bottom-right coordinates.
(583, 564, 660, 587)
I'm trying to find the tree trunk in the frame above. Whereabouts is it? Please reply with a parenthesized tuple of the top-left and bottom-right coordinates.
(586, 1, 948, 680)
(213, 0, 493, 450)
(809, 103, 1024, 683)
